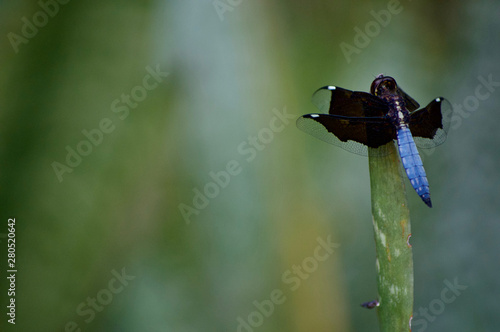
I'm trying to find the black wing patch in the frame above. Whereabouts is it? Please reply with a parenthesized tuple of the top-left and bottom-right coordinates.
(298, 86, 395, 156)
(396, 86, 420, 112)
(312, 86, 390, 117)
(299, 85, 451, 155)
(410, 97, 452, 149)
(297, 114, 395, 154)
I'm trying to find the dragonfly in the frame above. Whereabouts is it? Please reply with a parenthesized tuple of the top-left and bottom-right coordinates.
(297, 74, 452, 207)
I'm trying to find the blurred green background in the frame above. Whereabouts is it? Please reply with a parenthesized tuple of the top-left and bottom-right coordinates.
(1, 0, 499, 331)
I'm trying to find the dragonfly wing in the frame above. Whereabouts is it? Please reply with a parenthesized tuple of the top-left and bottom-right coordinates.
(397, 86, 420, 112)
(296, 113, 395, 156)
(312, 86, 390, 117)
(410, 97, 452, 149)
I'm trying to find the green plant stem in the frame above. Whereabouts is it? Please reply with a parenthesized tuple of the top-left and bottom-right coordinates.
(368, 143, 413, 332)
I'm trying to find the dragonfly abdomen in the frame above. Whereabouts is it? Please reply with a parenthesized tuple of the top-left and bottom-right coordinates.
(397, 126, 432, 207)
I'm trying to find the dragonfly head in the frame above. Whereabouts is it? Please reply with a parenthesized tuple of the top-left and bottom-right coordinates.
(370, 75, 397, 97)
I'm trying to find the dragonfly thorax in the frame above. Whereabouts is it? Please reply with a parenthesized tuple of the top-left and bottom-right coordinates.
(386, 95, 410, 127)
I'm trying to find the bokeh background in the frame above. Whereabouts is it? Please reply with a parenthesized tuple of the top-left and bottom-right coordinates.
(1, 1, 499, 331)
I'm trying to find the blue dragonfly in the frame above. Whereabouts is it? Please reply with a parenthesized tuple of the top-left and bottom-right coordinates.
(297, 74, 452, 207)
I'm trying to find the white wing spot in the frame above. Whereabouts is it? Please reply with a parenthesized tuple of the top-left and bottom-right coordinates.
(310, 114, 320, 118)
(328, 86, 336, 90)
(436, 98, 441, 102)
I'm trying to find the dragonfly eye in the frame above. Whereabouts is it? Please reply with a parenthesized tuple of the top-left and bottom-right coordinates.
(370, 79, 384, 95)
(379, 79, 397, 94)
(370, 76, 397, 96)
